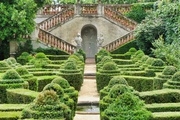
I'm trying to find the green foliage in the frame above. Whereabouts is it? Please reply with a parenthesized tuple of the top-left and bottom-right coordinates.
(126, 3, 147, 23)
(16, 67, 29, 75)
(102, 62, 118, 71)
(17, 52, 33, 65)
(172, 72, 180, 82)
(129, 47, 137, 53)
(7, 57, 17, 64)
(162, 66, 177, 75)
(103, 92, 152, 120)
(76, 49, 86, 61)
(64, 60, 77, 70)
(0, 0, 37, 42)
(151, 58, 164, 66)
(2, 69, 21, 80)
(108, 76, 128, 88)
(51, 77, 70, 89)
(152, 36, 180, 69)
(145, 57, 155, 65)
(0, 61, 9, 67)
(135, 3, 180, 55)
(34, 0, 52, 8)
(96, 49, 110, 63)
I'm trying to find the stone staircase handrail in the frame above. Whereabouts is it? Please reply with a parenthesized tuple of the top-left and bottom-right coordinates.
(38, 7, 75, 31)
(104, 6, 137, 30)
(104, 4, 132, 14)
(80, 4, 98, 15)
(103, 31, 134, 52)
(38, 28, 76, 54)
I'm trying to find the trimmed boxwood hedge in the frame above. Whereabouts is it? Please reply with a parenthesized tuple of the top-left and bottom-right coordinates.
(139, 89, 180, 104)
(6, 88, 39, 104)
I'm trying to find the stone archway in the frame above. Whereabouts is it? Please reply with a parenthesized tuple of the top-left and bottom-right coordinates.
(81, 25, 97, 58)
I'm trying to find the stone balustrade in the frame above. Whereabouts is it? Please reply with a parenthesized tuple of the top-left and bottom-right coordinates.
(105, 4, 132, 14)
(104, 6, 137, 30)
(37, 4, 73, 15)
(38, 28, 76, 54)
(103, 31, 134, 52)
(38, 8, 74, 31)
(81, 4, 98, 15)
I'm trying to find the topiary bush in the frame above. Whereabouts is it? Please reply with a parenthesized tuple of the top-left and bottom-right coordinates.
(102, 92, 152, 120)
(73, 52, 84, 63)
(2, 69, 21, 80)
(21, 90, 72, 120)
(162, 66, 178, 75)
(51, 77, 71, 89)
(96, 49, 111, 63)
(145, 57, 155, 65)
(102, 62, 118, 71)
(17, 52, 33, 65)
(64, 60, 77, 70)
(76, 49, 86, 61)
(0, 61, 10, 67)
(15, 67, 29, 76)
(151, 58, 165, 66)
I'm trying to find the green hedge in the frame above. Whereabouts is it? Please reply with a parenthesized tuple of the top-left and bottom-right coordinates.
(113, 59, 133, 65)
(37, 76, 58, 92)
(152, 112, 180, 120)
(111, 40, 138, 54)
(46, 55, 69, 60)
(58, 71, 83, 91)
(0, 104, 27, 112)
(34, 47, 69, 55)
(110, 53, 131, 59)
(145, 103, 180, 112)
(96, 72, 120, 92)
(123, 75, 154, 92)
(6, 88, 39, 104)
(0, 111, 21, 120)
(0, 81, 29, 103)
(139, 89, 180, 104)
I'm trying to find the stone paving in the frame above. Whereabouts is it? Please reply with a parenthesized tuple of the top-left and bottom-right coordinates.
(74, 58, 100, 120)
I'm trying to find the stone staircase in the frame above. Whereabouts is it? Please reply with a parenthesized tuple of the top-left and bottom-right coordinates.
(36, 4, 137, 54)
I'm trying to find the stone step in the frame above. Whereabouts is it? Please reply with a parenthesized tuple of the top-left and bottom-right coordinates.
(84, 76, 96, 79)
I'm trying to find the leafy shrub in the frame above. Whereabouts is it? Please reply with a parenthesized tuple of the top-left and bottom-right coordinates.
(34, 47, 69, 55)
(76, 49, 86, 61)
(151, 58, 164, 66)
(129, 47, 137, 52)
(162, 66, 177, 75)
(69, 54, 81, 62)
(16, 67, 29, 75)
(73, 52, 84, 62)
(108, 76, 128, 88)
(102, 62, 118, 70)
(103, 93, 152, 120)
(0, 61, 9, 67)
(99, 56, 113, 66)
(64, 60, 77, 70)
(35, 52, 46, 59)
(172, 71, 180, 82)
(43, 83, 64, 98)
(51, 77, 70, 89)
(7, 57, 17, 64)
(145, 57, 155, 65)
(141, 55, 149, 62)
(96, 49, 111, 63)
(17, 52, 33, 65)
(2, 69, 21, 80)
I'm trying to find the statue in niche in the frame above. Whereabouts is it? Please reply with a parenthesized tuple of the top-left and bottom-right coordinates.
(74, 33, 82, 51)
(97, 34, 104, 47)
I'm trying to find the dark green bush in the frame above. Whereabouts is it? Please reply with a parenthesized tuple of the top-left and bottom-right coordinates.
(21, 90, 72, 120)
(76, 49, 86, 61)
(151, 58, 165, 66)
(163, 66, 178, 75)
(96, 49, 111, 63)
(64, 60, 77, 70)
(73, 52, 84, 62)
(17, 52, 33, 65)
(141, 55, 149, 63)
(102, 62, 118, 71)
(0, 61, 9, 67)
(102, 93, 152, 120)
(34, 47, 69, 55)
(2, 69, 21, 80)
(51, 77, 70, 89)
(145, 57, 155, 65)
(172, 72, 180, 82)
(16, 67, 29, 76)
(129, 47, 137, 53)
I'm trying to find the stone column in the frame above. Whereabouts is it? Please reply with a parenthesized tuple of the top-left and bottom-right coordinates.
(9, 40, 18, 57)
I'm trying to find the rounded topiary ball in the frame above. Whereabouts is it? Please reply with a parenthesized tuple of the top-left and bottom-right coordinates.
(108, 76, 128, 88)
(35, 52, 46, 59)
(141, 55, 149, 62)
(16, 67, 29, 76)
(108, 84, 132, 98)
(34, 90, 60, 105)
(145, 57, 155, 65)
(151, 59, 164, 66)
(129, 47, 137, 52)
(172, 71, 180, 82)
(100, 56, 113, 65)
(7, 57, 17, 64)
(2, 69, 21, 80)
(162, 66, 177, 75)
(51, 77, 70, 89)
(43, 83, 64, 98)
(0, 61, 9, 67)
(102, 62, 118, 70)
(64, 61, 77, 70)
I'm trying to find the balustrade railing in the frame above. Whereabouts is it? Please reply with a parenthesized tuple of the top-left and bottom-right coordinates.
(37, 4, 73, 15)
(38, 28, 76, 54)
(38, 7, 75, 31)
(103, 31, 134, 52)
(105, 4, 132, 14)
(81, 4, 98, 15)
(104, 6, 137, 30)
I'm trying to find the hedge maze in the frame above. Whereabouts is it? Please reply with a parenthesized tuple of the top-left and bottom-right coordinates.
(0, 49, 85, 119)
(96, 48, 180, 120)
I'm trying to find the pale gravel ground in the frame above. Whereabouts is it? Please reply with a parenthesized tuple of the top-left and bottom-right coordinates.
(74, 58, 100, 120)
